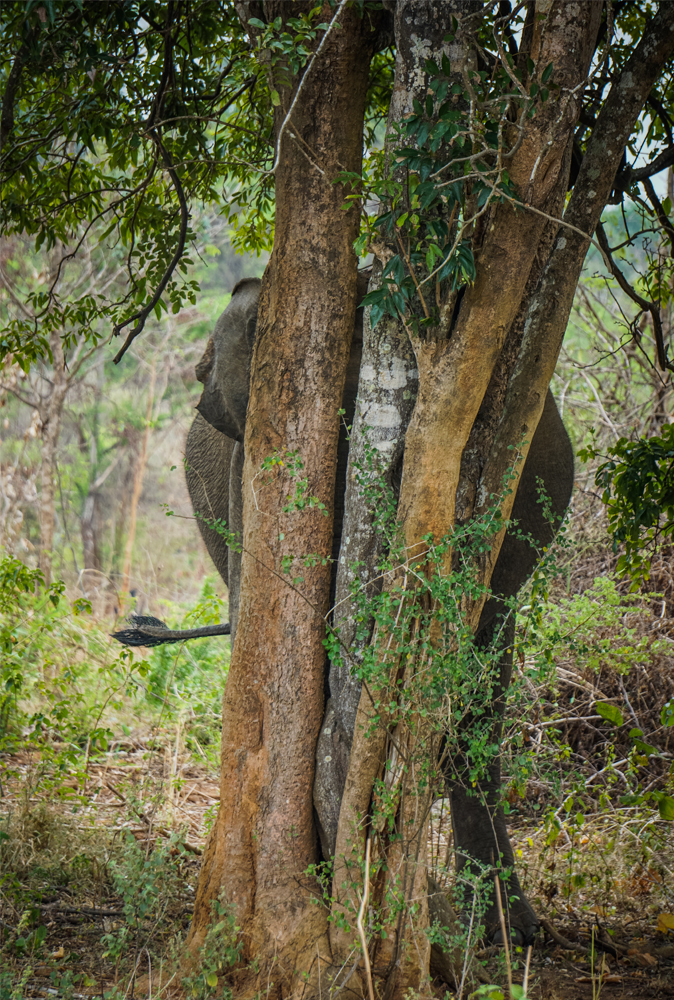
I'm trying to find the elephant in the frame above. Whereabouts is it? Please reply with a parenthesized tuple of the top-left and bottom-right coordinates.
(112, 274, 574, 945)
(185, 273, 366, 646)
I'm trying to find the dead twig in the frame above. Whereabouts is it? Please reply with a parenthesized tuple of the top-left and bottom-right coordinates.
(356, 837, 375, 1000)
(522, 945, 532, 994)
(105, 781, 202, 855)
(494, 871, 513, 998)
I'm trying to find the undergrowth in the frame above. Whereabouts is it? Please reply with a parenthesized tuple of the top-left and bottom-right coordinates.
(2, 518, 674, 995)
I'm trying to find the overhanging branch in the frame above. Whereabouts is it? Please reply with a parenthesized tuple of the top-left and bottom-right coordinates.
(595, 221, 672, 372)
(111, 135, 189, 364)
(642, 176, 674, 243)
(613, 143, 674, 196)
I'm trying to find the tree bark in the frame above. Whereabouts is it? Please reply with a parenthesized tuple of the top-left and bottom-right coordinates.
(478, 0, 674, 562)
(188, 5, 379, 994)
(396, 1, 602, 565)
(81, 415, 102, 573)
(188, 2, 674, 995)
(331, 2, 602, 992)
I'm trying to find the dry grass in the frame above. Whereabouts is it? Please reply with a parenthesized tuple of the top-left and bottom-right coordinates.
(0, 732, 219, 995)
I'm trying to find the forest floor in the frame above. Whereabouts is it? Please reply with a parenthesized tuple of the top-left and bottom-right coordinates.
(1, 730, 673, 1000)
(3, 538, 674, 999)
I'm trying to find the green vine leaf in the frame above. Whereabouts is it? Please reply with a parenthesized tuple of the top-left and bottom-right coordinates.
(595, 702, 625, 727)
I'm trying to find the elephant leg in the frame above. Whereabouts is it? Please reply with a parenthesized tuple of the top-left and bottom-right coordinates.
(446, 613, 539, 945)
(185, 413, 234, 593)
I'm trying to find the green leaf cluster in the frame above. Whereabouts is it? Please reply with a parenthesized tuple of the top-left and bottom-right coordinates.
(352, 27, 548, 335)
(586, 424, 674, 585)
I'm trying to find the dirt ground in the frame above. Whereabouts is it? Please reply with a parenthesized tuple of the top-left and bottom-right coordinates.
(1, 739, 673, 999)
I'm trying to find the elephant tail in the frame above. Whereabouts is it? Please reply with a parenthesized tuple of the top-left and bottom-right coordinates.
(110, 614, 231, 647)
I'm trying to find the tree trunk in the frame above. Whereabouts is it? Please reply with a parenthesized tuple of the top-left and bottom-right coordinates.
(121, 360, 156, 594)
(81, 488, 101, 572)
(39, 328, 68, 586)
(188, 4, 380, 994)
(81, 417, 102, 573)
(330, 1, 674, 990)
(331, 1, 603, 993)
(80, 365, 107, 575)
(187, 2, 674, 995)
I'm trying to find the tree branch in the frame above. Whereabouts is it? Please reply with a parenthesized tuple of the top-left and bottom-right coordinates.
(111, 136, 189, 364)
(595, 221, 671, 371)
(476, 0, 674, 539)
(0, 382, 39, 410)
(613, 143, 674, 194)
(0, 41, 28, 155)
(0, 263, 34, 318)
(642, 175, 674, 243)
(647, 92, 673, 145)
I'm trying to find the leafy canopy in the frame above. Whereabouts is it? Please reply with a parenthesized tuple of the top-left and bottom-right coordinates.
(2, 1, 674, 377)
(1, 0, 276, 368)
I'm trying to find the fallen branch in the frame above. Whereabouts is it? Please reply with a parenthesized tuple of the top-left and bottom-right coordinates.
(540, 918, 585, 952)
(39, 903, 124, 918)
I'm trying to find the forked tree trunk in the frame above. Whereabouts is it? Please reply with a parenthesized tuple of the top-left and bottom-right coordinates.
(331, 2, 674, 996)
(188, 2, 674, 997)
(331, 1, 601, 986)
(188, 3, 380, 992)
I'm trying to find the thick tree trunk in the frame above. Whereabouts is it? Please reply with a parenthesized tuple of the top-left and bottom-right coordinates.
(396, 2, 601, 566)
(331, 1, 602, 992)
(39, 328, 68, 586)
(188, 5, 379, 994)
(187, 2, 674, 996)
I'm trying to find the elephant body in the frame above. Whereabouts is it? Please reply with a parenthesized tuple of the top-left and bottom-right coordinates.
(186, 275, 366, 645)
(186, 276, 574, 943)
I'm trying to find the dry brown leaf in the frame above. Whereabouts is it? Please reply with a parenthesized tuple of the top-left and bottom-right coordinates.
(628, 951, 658, 966)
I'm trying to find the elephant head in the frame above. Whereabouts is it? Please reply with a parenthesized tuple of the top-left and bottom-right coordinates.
(195, 277, 261, 442)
